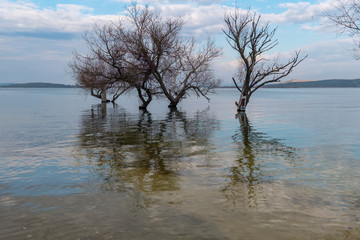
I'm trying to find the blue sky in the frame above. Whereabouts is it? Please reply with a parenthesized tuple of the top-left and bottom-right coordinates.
(0, 0, 359, 85)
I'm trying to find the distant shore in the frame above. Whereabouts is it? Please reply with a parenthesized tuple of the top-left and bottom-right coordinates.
(1, 78, 360, 89)
(220, 78, 360, 88)
(0, 82, 78, 88)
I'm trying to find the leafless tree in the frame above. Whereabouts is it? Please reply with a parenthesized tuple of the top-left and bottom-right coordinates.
(70, 51, 131, 102)
(70, 24, 130, 102)
(70, 22, 158, 108)
(71, 5, 221, 109)
(125, 6, 222, 109)
(325, 0, 360, 59)
(223, 10, 307, 111)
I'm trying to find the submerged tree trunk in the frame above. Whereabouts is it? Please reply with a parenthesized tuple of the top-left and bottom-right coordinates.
(235, 86, 251, 112)
(163, 90, 179, 109)
(101, 89, 109, 103)
(224, 10, 307, 112)
(236, 95, 250, 112)
(168, 101, 178, 109)
(136, 86, 152, 110)
(167, 92, 185, 109)
(138, 98, 152, 109)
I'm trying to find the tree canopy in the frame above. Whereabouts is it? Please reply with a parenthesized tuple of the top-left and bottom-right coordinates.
(70, 5, 221, 109)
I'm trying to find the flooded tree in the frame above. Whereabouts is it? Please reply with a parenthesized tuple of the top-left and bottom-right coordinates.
(70, 24, 130, 103)
(125, 6, 222, 109)
(325, 0, 360, 59)
(70, 49, 130, 103)
(70, 6, 220, 109)
(223, 10, 307, 111)
(70, 22, 159, 108)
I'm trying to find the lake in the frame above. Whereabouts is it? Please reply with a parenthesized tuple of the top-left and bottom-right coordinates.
(0, 87, 359, 239)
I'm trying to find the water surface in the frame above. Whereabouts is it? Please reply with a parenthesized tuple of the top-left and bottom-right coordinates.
(0, 88, 359, 239)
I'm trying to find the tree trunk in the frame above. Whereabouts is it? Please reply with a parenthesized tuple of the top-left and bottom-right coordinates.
(137, 86, 152, 110)
(168, 101, 178, 109)
(101, 89, 109, 102)
(236, 93, 248, 112)
(139, 101, 151, 109)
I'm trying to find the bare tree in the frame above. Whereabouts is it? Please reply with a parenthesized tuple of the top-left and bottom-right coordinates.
(70, 24, 131, 103)
(70, 22, 158, 108)
(325, 0, 360, 59)
(125, 6, 222, 109)
(70, 51, 129, 102)
(71, 5, 221, 109)
(114, 15, 162, 109)
(223, 10, 307, 112)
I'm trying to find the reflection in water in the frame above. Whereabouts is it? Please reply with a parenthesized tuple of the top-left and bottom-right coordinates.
(74, 104, 219, 206)
(2, 89, 360, 239)
(221, 112, 298, 208)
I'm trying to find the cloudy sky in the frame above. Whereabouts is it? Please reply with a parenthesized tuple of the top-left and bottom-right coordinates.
(0, 0, 359, 85)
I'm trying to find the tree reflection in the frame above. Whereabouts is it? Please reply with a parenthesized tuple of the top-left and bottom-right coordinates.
(74, 104, 219, 206)
(221, 112, 298, 208)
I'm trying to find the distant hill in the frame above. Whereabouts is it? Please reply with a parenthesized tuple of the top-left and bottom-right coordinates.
(0, 82, 78, 88)
(264, 79, 360, 88)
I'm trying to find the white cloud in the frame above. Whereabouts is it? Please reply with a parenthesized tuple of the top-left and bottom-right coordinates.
(158, 4, 227, 36)
(0, 0, 342, 36)
(0, 0, 226, 37)
(287, 38, 360, 80)
(0, 0, 337, 38)
(263, 0, 336, 24)
(0, 0, 116, 33)
(118, 0, 223, 6)
(0, 0, 358, 85)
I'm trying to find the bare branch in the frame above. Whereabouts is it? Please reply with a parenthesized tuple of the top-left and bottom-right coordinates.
(223, 9, 307, 111)
(232, 77, 242, 92)
(127, 6, 221, 108)
(325, 0, 360, 59)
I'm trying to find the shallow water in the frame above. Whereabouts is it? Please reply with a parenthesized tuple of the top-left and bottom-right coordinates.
(0, 88, 360, 239)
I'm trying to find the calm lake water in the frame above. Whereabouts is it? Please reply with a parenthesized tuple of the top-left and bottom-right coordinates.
(0, 88, 359, 239)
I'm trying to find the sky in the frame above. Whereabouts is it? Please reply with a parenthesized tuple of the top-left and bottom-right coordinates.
(0, 0, 359, 85)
